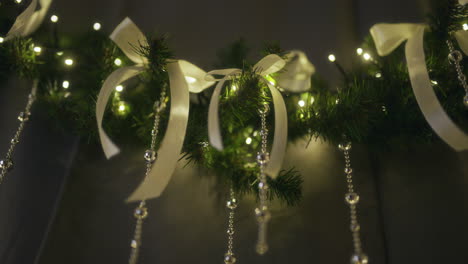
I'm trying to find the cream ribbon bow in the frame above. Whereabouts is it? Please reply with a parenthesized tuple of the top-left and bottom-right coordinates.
(370, 23, 468, 151)
(206, 51, 314, 178)
(96, 18, 214, 202)
(5, 0, 52, 40)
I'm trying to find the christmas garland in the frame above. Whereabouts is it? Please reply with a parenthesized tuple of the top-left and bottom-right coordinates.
(0, 0, 467, 207)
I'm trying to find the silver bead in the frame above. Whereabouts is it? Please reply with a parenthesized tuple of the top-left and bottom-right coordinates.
(11, 138, 19, 144)
(256, 152, 270, 165)
(256, 243, 269, 255)
(350, 223, 360, 232)
(130, 239, 138, 248)
(350, 253, 369, 264)
(258, 182, 269, 190)
(224, 253, 237, 264)
(255, 206, 271, 223)
(227, 228, 235, 235)
(463, 95, 468, 108)
(448, 50, 463, 64)
(345, 193, 360, 205)
(226, 199, 238, 210)
(143, 150, 157, 163)
(0, 159, 13, 172)
(18, 111, 30, 122)
(134, 207, 148, 219)
(258, 104, 270, 115)
(338, 143, 352, 151)
(345, 167, 353, 174)
(154, 100, 166, 113)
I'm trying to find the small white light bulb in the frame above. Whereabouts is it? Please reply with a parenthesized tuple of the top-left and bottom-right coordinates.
(93, 22, 101, 31)
(363, 53, 371, 61)
(328, 54, 336, 62)
(245, 137, 252, 145)
(463, 23, 468, 31)
(33, 46, 42, 53)
(114, 58, 122, 66)
(15, 0, 22, 4)
(115, 85, 124, 92)
(0, 37, 5, 43)
(375, 72, 382, 78)
(298, 100, 305, 107)
(62, 80, 70, 89)
(50, 15, 59, 23)
(118, 104, 126, 112)
(431, 80, 438, 85)
(64, 58, 73, 66)
(231, 85, 237, 91)
(356, 48, 363, 55)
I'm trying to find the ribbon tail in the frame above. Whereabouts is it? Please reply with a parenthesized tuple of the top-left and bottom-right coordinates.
(96, 66, 145, 159)
(406, 27, 468, 151)
(127, 61, 190, 202)
(454, 30, 468, 55)
(5, 0, 38, 40)
(208, 79, 227, 150)
(264, 83, 288, 178)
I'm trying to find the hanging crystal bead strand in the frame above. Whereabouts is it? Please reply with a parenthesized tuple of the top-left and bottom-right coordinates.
(128, 88, 166, 264)
(446, 39, 468, 107)
(224, 186, 238, 264)
(255, 103, 271, 255)
(338, 142, 368, 264)
(0, 83, 37, 185)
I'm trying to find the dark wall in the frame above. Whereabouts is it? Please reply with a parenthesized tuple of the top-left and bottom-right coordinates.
(1, 0, 468, 264)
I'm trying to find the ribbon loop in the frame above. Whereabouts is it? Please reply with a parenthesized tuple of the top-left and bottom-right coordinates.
(110, 17, 149, 65)
(370, 23, 468, 151)
(276, 50, 315, 92)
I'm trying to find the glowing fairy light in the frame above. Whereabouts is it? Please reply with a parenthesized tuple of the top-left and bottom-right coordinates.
(50, 15, 58, 23)
(62, 80, 70, 89)
(15, 0, 22, 4)
(245, 137, 252, 145)
(356, 48, 363, 55)
(231, 85, 237, 91)
(33, 46, 42, 53)
(115, 85, 124, 92)
(431, 80, 438, 85)
(56, 51, 63, 56)
(93, 22, 101, 31)
(118, 104, 126, 111)
(0, 37, 4, 43)
(328, 54, 336, 62)
(64, 58, 74, 66)
(114, 58, 122, 66)
(363, 53, 371, 61)
(375, 72, 382, 78)
(298, 100, 305, 107)
(310, 96, 315, 104)
(463, 23, 468, 31)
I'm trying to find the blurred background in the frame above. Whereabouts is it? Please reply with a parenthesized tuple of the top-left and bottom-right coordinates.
(1, 0, 468, 263)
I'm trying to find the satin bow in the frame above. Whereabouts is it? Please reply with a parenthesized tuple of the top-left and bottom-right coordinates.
(370, 23, 468, 151)
(96, 18, 214, 202)
(5, 0, 52, 40)
(206, 51, 314, 178)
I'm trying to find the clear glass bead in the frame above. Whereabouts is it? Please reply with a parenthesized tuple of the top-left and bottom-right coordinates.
(0, 159, 13, 171)
(154, 100, 166, 113)
(130, 239, 138, 248)
(227, 228, 235, 235)
(143, 150, 157, 163)
(338, 143, 352, 151)
(463, 95, 468, 108)
(224, 253, 237, 264)
(350, 223, 360, 232)
(255, 206, 271, 223)
(11, 138, 19, 144)
(256, 152, 270, 165)
(256, 243, 269, 255)
(345, 193, 360, 205)
(134, 207, 148, 219)
(226, 199, 238, 210)
(345, 167, 353, 174)
(18, 112, 30, 122)
(258, 104, 270, 115)
(448, 50, 463, 63)
(350, 253, 369, 264)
